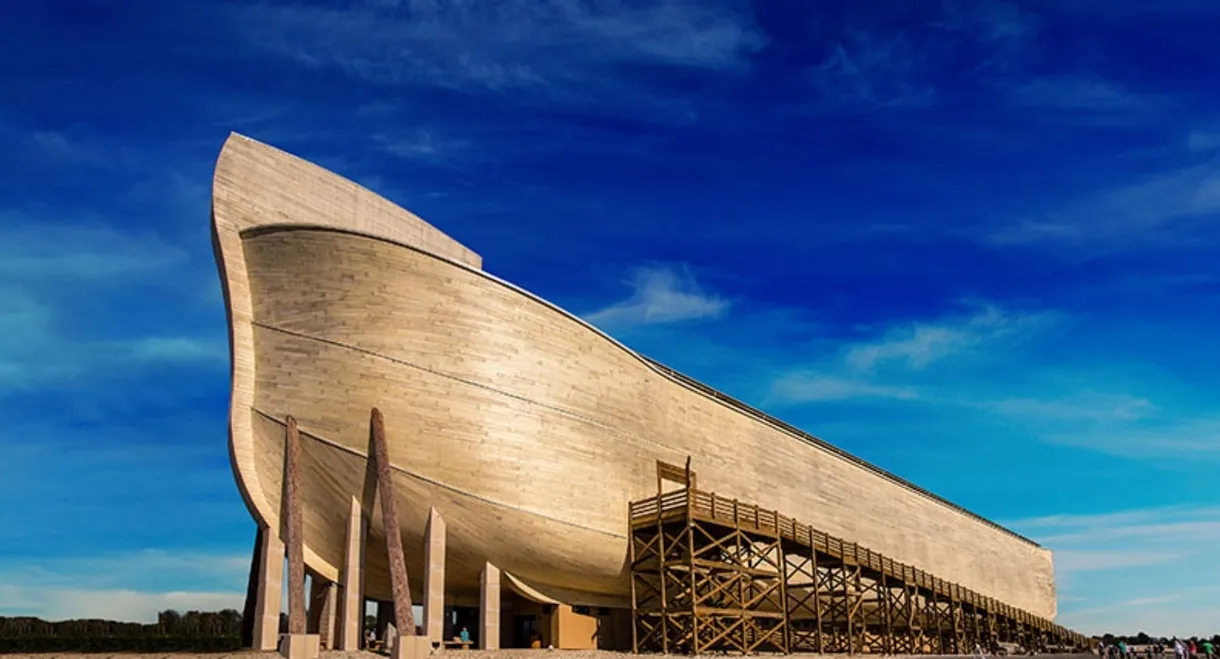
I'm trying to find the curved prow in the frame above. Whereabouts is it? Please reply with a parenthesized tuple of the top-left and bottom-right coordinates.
(213, 132, 481, 268)
(211, 131, 481, 560)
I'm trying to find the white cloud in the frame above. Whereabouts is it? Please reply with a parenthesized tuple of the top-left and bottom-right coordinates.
(1060, 606, 1220, 639)
(1005, 505, 1220, 572)
(585, 264, 729, 330)
(233, 0, 763, 93)
(981, 391, 1158, 422)
(986, 164, 1220, 250)
(0, 549, 249, 622)
(767, 373, 917, 403)
(373, 129, 474, 166)
(765, 300, 1056, 405)
(1035, 416, 1220, 460)
(0, 586, 244, 623)
(1009, 77, 1142, 111)
(121, 337, 228, 364)
(0, 212, 187, 280)
(1002, 505, 1220, 636)
(0, 213, 225, 391)
(1187, 130, 1220, 153)
(0, 287, 226, 391)
(843, 302, 1055, 372)
(1054, 550, 1187, 573)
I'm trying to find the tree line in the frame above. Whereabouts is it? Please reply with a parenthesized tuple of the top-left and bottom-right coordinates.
(1100, 633, 1220, 647)
(0, 608, 256, 652)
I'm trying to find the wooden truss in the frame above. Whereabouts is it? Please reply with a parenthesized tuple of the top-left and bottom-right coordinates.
(630, 462, 1091, 655)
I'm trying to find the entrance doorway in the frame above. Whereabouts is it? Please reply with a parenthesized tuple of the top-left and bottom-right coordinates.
(512, 614, 539, 648)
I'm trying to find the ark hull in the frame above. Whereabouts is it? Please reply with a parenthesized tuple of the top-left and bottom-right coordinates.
(212, 134, 1057, 619)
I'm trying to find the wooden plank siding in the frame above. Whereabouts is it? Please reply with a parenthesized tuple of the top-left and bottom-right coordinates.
(211, 133, 1058, 619)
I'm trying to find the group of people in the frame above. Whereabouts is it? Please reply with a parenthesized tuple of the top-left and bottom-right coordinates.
(1098, 639, 1216, 659)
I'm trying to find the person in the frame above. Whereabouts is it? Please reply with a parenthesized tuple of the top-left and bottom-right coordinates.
(459, 626, 471, 644)
(365, 628, 377, 650)
(1175, 639, 1186, 659)
(1202, 639, 1214, 659)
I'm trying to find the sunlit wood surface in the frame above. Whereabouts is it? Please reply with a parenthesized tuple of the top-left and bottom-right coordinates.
(211, 133, 1056, 619)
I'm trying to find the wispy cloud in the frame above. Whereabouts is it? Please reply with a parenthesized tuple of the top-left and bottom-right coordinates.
(1008, 77, 1144, 111)
(766, 300, 1057, 405)
(0, 212, 187, 280)
(985, 163, 1220, 250)
(0, 290, 226, 391)
(0, 549, 248, 622)
(1054, 550, 1188, 572)
(585, 264, 729, 331)
(981, 391, 1158, 422)
(1004, 505, 1220, 636)
(0, 216, 224, 391)
(803, 0, 1039, 111)
(844, 302, 1056, 372)
(1007, 505, 1220, 560)
(767, 373, 918, 403)
(373, 129, 472, 165)
(1031, 414, 1220, 460)
(0, 587, 244, 623)
(233, 0, 763, 94)
(1188, 129, 1220, 153)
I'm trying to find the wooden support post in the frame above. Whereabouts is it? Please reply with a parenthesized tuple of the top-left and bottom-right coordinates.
(847, 555, 861, 656)
(336, 496, 366, 651)
(656, 498, 669, 655)
(879, 571, 893, 655)
(686, 491, 700, 656)
(252, 526, 284, 651)
(812, 546, 824, 654)
(930, 589, 944, 654)
(480, 562, 501, 650)
(285, 417, 307, 636)
(779, 542, 791, 655)
(423, 507, 446, 645)
(628, 503, 639, 655)
(369, 408, 416, 640)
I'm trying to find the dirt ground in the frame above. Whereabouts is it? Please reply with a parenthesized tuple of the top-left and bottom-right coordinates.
(0, 650, 1089, 659)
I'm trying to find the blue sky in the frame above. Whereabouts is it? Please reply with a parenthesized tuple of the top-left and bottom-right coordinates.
(3, 0, 1220, 637)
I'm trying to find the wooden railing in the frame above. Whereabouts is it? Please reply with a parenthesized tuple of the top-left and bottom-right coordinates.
(629, 487, 1083, 644)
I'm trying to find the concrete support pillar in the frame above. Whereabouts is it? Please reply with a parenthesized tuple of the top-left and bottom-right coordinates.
(336, 496, 366, 651)
(308, 578, 337, 649)
(423, 507, 446, 645)
(252, 528, 284, 651)
(480, 563, 501, 650)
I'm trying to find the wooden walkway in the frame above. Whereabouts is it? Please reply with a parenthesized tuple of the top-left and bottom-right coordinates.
(628, 462, 1091, 655)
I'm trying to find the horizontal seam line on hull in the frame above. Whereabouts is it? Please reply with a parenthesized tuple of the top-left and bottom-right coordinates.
(251, 407, 626, 541)
(252, 321, 679, 452)
(244, 224, 1039, 548)
(253, 321, 1040, 555)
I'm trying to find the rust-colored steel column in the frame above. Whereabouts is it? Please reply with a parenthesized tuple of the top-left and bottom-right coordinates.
(369, 407, 416, 636)
(285, 416, 307, 636)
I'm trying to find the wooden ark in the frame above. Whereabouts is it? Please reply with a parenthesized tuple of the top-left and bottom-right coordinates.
(210, 133, 1058, 649)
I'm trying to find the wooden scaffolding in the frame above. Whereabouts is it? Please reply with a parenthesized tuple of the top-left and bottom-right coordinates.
(630, 461, 1090, 655)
